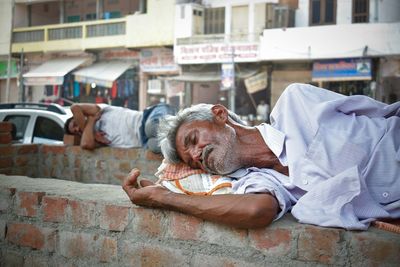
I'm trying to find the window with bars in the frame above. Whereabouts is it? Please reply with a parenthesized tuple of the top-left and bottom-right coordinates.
(309, 0, 336, 26)
(204, 7, 225, 34)
(352, 0, 369, 23)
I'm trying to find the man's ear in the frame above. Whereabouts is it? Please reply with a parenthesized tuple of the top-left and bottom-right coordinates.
(211, 104, 228, 125)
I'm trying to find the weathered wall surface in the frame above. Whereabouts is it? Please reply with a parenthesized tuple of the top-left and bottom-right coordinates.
(1, 175, 399, 267)
(0, 122, 399, 266)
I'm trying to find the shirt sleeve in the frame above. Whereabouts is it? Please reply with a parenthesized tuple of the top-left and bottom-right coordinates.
(231, 168, 296, 221)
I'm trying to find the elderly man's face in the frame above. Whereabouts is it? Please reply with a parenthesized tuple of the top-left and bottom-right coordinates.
(175, 119, 240, 175)
(68, 119, 81, 135)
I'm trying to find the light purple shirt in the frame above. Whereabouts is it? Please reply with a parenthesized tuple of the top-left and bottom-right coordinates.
(231, 83, 400, 230)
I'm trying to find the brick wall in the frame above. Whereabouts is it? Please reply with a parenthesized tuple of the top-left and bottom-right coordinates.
(1, 175, 399, 266)
(0, 144, 162, 184)
(1, 122, 399, 266)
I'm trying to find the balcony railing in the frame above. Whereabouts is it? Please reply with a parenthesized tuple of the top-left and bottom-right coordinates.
(177, 32, 261, 45)
(48, 26, 82, 40)
(86, 22, 125, 37)
(12, 19, 126, 43)
(13, 29, 44, 43)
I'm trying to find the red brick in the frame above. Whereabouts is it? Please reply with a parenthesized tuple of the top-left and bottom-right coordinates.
(7, 223, 56, 251)
(121, 242, 187, 267)
(70, 200, 97, 228)
(59, 231, 96, 258)
(17, 144, 38, 154)
(0, 146, 14, 157)
(145, 150, 163, 161)
(113, 148, 128, 160)
(0, 122, 13, 132)
(99, 204, 130, 231)
(41, 145, 66, 154)
(66, 145, 82, 155)
(16, 191, 45, 217)
(99, 236, 118, 263)
(0, 158, 13, 168)
(352, 233, 400, 265)
(297, 226, 341, 264)
(127, 149, 140, 159)
(249, 227, 291, 256)
(15, 155, 30, 167)
(119, 161, 131, 173)
(0, 132, 12, 144)
(42, 196, 68, 222)
(133, 208, 163, 237)
(170, 212, 202, 240)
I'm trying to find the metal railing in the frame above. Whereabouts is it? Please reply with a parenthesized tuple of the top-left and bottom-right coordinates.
(86, 22, 126, 37)
(13, 19, 126, 43)
(13, 30, 44, 43)
(48, 26, 82, 40)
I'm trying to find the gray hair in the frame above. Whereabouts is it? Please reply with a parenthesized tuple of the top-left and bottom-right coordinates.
(157, 103, 244, 163)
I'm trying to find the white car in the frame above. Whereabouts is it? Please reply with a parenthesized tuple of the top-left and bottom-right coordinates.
(0, 103, 72, 145)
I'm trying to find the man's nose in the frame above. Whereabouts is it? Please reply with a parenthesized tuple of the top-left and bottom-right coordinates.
(189, 147, 202, 161)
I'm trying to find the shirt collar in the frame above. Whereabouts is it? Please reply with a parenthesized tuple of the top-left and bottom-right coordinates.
(255, 123, 286, 159)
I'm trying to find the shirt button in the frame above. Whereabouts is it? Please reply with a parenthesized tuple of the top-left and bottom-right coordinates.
(302, 179, 308, 185)
(382, 192, 389, 198)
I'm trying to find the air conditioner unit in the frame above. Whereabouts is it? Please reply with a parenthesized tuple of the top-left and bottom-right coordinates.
(147, 79, 163, 95)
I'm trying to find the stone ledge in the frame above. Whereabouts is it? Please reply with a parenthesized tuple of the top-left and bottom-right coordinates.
(0, 175, 399, 266)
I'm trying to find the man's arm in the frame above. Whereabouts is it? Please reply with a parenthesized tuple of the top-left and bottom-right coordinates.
(70, 104, 101, 131)
(80, 116, 102, 150)
(123, 169, 279, 229)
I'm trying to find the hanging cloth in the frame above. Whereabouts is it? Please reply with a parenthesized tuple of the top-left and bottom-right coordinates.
(111, 81, 117, 98)
(85, 83, 91, 96)
(73, 81, 80, 97)
(54, 85, 59, 96)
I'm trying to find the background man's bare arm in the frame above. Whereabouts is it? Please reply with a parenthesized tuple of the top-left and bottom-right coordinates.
(70, 104, 101, 131)
(123, 169, 279, 229)
(80, 116, 100, 150)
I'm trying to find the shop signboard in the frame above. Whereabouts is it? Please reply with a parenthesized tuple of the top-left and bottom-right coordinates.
(176, 43, 259, 64)
(245, 71, 267, 94)
(312, 58, 372, 81)
(140, 48, 179, 73)
(24, 76, 64, 86)
(0, 60, 18, 79)
(221, 62, 234, 91)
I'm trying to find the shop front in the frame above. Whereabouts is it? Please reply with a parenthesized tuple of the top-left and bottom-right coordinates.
(0, 59, 19, 102)
(22, 58, 88, 104)
(139, 48, 180, 110)
(312, 58, 374, 97)
(73, 60, 138, 109)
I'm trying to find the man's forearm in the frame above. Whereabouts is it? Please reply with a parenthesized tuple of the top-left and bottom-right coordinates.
(154, 190, 278, 229)
(71, 104, 100, 130)
(80, 116, 98, 150)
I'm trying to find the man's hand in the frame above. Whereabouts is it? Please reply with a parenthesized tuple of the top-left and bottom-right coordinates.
(122, 169, 169, 208)
(94, 131, 111, 145)
(121, 169, 279, 229)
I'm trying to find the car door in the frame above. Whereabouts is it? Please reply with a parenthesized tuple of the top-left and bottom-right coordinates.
(32, 115, 64, 144)
(3, 114, 30, 143)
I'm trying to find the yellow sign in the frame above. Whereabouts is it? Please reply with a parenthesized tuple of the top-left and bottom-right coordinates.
(245, 71, 267, 94)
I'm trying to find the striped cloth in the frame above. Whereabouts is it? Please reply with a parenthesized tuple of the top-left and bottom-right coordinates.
(155, 160, 206, 181)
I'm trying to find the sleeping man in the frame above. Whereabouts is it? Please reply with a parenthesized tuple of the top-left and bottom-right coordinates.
(122, 83, 400, 230)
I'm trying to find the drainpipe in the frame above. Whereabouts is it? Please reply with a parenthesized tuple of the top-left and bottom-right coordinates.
(5, 0, 15, 103)
(59, 0, 65, 23)
(374, 0, 379, 22)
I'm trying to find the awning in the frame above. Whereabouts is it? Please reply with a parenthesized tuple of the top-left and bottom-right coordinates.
(23, 58, 87, 86)
(169, 69, 258, 82)
(74, 60, 133, 88)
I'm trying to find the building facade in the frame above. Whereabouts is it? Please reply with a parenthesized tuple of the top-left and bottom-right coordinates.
(5, 0, 178, 111)
(173, 0, 400, 121)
